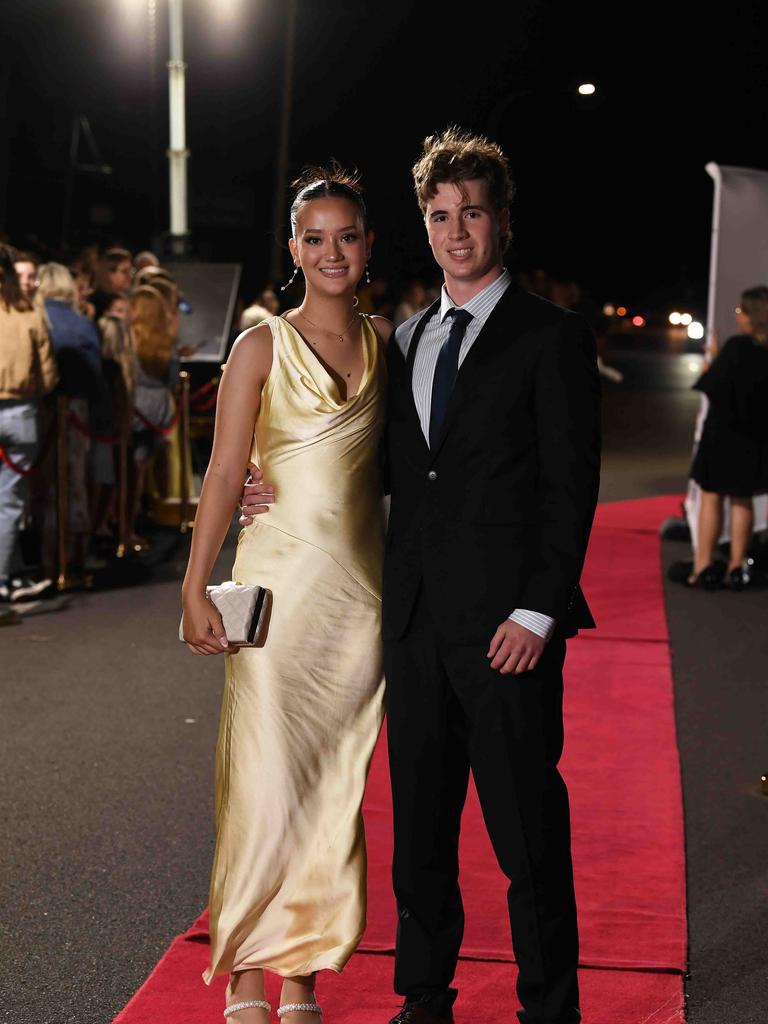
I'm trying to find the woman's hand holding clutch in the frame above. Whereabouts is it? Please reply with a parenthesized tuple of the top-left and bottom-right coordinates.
(181, 591, 235, 656)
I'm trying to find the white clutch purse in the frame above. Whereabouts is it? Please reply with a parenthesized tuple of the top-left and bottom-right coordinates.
(179, 581, 271, 647)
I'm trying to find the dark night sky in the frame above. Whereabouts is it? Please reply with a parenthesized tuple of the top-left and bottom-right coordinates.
(2, 0, 768, 308)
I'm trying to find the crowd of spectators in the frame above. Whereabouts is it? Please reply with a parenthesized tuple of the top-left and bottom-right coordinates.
(1, 237, 620, 608)
(0, 241, 184, 603)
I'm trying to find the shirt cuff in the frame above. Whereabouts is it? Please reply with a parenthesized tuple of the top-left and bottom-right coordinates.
(508, 609, 556, 642)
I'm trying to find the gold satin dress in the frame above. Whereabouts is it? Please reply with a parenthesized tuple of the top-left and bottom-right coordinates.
(204, 314, 386, 983)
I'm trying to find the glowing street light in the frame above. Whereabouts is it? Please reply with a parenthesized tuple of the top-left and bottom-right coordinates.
(680, 313, 693, 326)
(688, 321, 705, 340)
(669, 312, 682, 325)
(577, 83, 597, 96)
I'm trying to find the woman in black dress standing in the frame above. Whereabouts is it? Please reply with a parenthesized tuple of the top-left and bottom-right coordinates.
(689, 285, 768, 588)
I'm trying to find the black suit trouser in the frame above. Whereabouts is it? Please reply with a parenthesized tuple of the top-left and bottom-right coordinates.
(383, 590, 580, 1024)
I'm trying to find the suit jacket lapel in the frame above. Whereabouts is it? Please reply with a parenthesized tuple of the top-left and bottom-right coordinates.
(429, 282, 521, 461)
(400, 300, 439, 454)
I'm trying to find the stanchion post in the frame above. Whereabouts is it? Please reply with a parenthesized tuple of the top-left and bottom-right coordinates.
(55, 394, 71, 591)
(116, 399, 129, 558)
(179, 370, 192, 532)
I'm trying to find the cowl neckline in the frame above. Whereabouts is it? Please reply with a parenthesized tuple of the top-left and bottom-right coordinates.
(277, 314, 376, 410)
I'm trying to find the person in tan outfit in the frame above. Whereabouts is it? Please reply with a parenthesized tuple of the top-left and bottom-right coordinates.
(0, 244, 58, 600)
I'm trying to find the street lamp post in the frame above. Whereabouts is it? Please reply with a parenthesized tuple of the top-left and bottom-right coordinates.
(270, 0, 297, 283)
(167, 0, 189, 254)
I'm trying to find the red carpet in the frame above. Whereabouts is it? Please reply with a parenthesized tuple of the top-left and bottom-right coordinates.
(115, 497, 687, 1023)
(359, 638, 686, 971)
(116, 923, 684, 1024)
(592, 494, 685, 534)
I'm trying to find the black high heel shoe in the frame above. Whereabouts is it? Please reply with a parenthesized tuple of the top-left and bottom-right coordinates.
(726, 563, 752, 590)
(684, 561, 726, 589)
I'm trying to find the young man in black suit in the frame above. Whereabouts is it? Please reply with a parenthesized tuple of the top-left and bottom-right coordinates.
(381, 129, 600, 1024)
(239, 129, 600, 1024)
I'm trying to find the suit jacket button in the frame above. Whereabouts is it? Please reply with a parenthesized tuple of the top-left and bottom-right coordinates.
(427, 470, 438, 481)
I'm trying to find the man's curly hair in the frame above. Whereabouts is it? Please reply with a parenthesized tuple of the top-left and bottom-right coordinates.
(412, 127, 514, 249)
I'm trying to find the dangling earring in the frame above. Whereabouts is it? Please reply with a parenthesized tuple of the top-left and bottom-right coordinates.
(281, 265, 301, 292)
(365, 263, 371, 285)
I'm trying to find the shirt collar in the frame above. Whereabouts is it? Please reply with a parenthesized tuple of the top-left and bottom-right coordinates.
(439, 268, 512, 325)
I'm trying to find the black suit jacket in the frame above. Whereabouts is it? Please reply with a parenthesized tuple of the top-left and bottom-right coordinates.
(382, 282, 601, 644)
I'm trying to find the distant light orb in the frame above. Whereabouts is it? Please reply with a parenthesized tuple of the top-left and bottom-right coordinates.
(688, 321, 705, 340)
(680, 313, 693, 326)
(578, 83, 596, 96)
(603, 303, 616, 316)
(632, 315, 645, 327)
(669, 312, 682, 325)
(617, 306, 627, 317)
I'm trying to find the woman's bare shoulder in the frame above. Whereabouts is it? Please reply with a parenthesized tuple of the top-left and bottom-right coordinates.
(228, 322, 274, 363)
(368, 315, 394, 345)
(222, 322, 275, 390)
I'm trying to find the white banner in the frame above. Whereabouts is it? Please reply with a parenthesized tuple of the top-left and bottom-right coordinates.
(685, 163, 768, 548)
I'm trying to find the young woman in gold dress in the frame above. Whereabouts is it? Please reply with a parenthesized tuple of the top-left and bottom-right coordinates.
(181, 167, 392, 1022)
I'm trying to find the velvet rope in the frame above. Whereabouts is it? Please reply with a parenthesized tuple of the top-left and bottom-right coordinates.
(68, 409, 124, 446)
(132, 402, 181, 437)
(0, 419, 57, 477)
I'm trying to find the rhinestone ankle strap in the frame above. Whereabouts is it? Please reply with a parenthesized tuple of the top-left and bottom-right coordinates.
(223, 999, 271, 1018)
(277, 1003, 322, 1018)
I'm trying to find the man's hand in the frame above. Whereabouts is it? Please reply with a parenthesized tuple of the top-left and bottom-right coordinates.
(487, 620, 546, 675)
(238, 463, 274, 525)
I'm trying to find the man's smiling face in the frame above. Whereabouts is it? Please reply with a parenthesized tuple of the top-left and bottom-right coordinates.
(424, 178, 508, 292)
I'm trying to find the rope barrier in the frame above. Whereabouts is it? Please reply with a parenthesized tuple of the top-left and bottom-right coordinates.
(189, 378, 218, 403)
(2, 372, 200, 586)
(0, 419, 57, 477)
(68, 409, 123, 446)
(132, 402, 181, 437)
(190, 391, 218, 414)
(0, 374, 209, 477)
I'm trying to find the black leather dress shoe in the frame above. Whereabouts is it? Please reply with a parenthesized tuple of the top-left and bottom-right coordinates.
(388, 1004, 454, 1024)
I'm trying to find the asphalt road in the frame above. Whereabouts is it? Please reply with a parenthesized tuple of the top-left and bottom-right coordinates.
(0, 346, 765, 1023)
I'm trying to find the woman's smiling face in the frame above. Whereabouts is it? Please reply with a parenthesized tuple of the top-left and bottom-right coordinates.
(289, 196, 371, 296)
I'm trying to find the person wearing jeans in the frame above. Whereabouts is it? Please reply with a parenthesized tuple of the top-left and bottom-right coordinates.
(0, 244, 58, 601)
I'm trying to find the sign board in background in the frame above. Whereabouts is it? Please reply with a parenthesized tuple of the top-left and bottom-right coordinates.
(165, 261, 242, 364)
(704, 163, 768, 352)
(685, 164, 768, 548)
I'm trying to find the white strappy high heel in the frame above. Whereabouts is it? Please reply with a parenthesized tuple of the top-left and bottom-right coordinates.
(223, 999, 271, 1019)
(277, 1001, 323, 1019)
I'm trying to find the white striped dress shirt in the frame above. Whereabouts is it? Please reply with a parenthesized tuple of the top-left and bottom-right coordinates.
(396, 269, 555, 643)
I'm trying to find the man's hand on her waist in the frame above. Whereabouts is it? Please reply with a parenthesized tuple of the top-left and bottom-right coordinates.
(239, 462, 274, 525)
(487, 619, 546, 675)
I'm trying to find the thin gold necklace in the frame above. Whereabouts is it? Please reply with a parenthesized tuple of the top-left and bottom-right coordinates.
(298, 305, 360, 344)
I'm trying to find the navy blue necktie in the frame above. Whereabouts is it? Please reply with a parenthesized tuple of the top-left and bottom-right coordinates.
(429, 308, 473, 449)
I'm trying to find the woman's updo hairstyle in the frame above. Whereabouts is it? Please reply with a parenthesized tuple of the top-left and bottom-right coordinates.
(289, 161, 367, 238)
